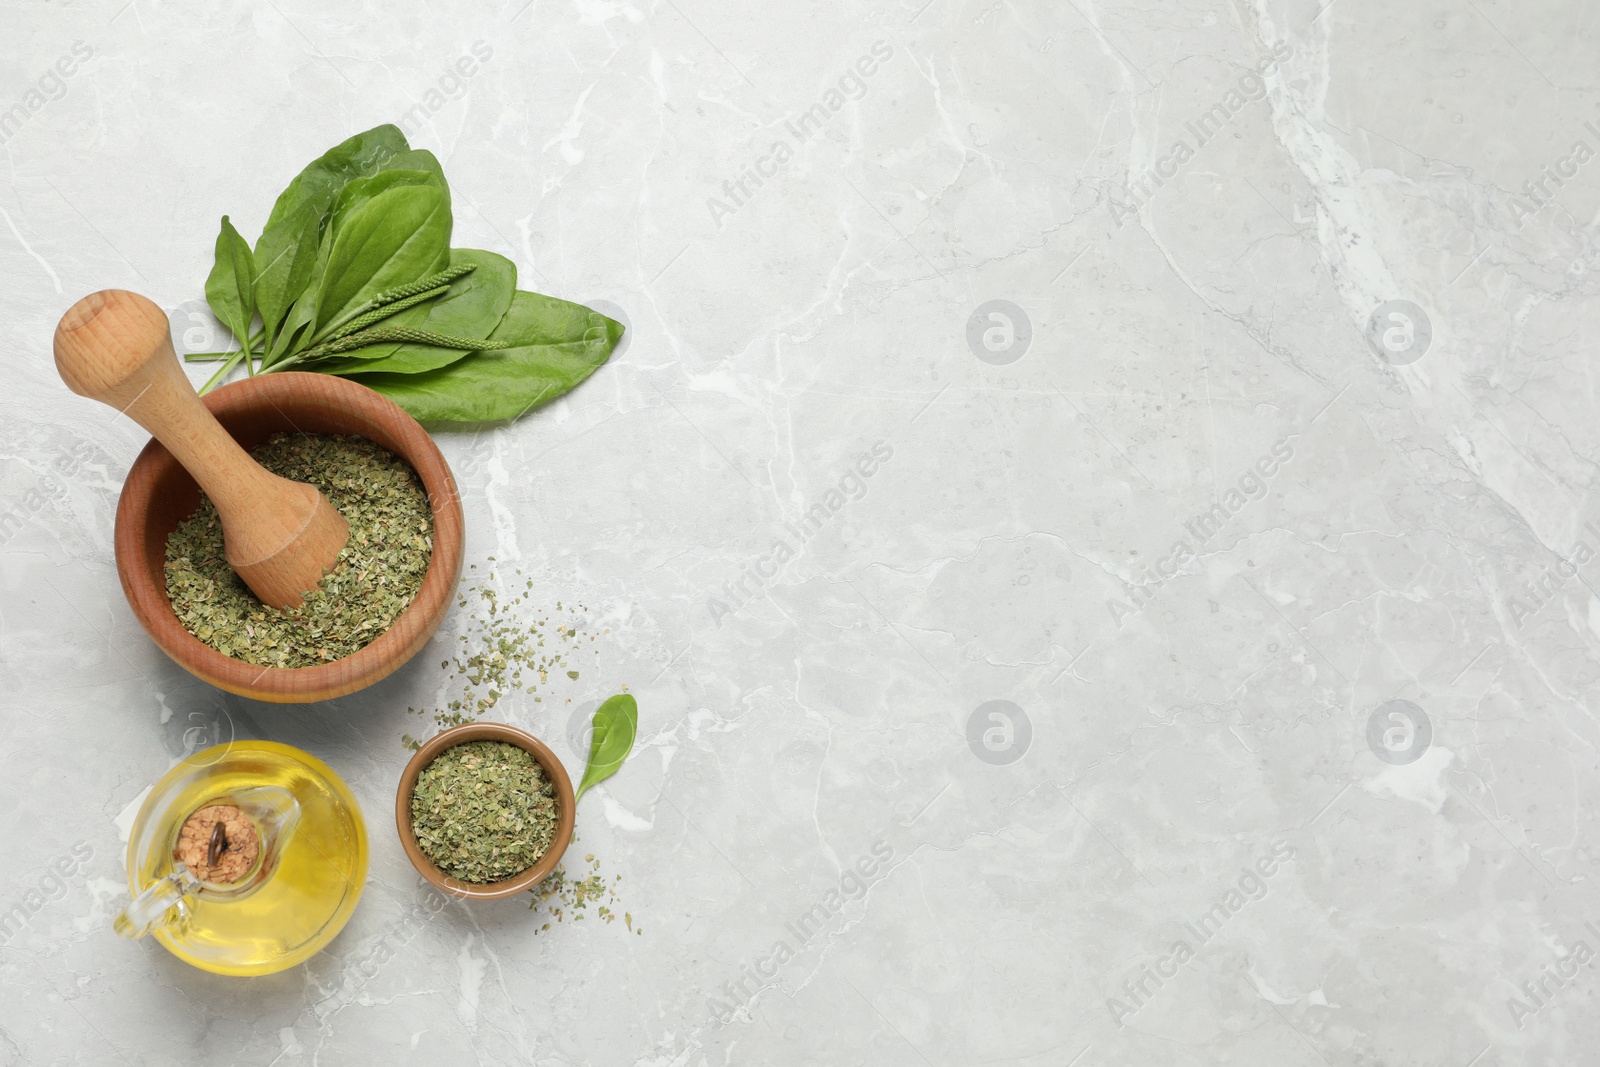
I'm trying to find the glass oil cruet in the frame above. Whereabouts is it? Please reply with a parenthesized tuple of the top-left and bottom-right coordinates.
(117, 739, 368, 976)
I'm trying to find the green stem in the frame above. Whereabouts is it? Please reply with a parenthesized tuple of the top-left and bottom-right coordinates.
(266, 352, 307, 374)
(184, 327, 265, 362)
(198, 349, 247, 395)
(260, 332, 292, 371)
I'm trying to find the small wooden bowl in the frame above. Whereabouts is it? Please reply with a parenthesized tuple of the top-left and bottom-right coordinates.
(395, 723, 575, 901)
(115, 372, 464, 703)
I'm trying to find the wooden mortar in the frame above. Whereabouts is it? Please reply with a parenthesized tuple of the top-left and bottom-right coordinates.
(52, 292, 464, 702)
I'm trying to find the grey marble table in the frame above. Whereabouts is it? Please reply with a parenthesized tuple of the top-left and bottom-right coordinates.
(4, 1, 1599, 1064)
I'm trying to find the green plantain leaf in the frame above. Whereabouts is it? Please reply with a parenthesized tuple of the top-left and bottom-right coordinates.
(356, 289, 622, 422)
(206, 125, 620, 412)
(262, 227, 332, 367)
(316, 248, 515, 375)
(301, 168, 453, 343)
(262, 169, 457, 367)
(313, 183, 451, 338)
(575, 694, 637, 802)
(328, 168, 445, 236)
(253, 124, 411, 350)
(252, 198, 320, 354)
(381, 148, 447, 187)
(205, 215, 255, 351)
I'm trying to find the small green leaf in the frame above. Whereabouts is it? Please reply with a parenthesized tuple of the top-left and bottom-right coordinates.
(205, 216, 256, 352)
(576, 693, 637, 802)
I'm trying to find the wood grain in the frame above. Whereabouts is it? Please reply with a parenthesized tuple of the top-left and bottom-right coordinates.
(55, 290, 349, 608)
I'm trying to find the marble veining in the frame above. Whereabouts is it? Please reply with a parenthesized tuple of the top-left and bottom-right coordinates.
(4, 0, 1600, 1064)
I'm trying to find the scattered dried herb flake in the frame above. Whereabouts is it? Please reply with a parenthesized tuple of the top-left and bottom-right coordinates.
(402, 567, 601, 748)
(527, 847, 631, 933)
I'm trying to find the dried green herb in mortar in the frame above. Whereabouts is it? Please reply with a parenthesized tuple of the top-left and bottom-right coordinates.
(411, 740, 558, 883)
(164, 431, 433, 667)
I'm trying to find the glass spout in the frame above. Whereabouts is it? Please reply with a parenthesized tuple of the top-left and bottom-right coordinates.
(114, 866, 201, 939)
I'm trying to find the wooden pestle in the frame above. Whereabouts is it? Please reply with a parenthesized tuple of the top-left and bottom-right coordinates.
(53, 290, 349, 609)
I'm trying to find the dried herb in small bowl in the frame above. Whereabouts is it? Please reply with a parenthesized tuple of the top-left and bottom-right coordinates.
(164, 431, 433, 667)
(410, 740, 558, 884)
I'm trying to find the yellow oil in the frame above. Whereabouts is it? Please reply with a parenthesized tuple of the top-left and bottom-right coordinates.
(128, 741, 367, 976)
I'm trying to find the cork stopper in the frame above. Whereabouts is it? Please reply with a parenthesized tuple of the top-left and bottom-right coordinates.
(177, 804, 260, 883)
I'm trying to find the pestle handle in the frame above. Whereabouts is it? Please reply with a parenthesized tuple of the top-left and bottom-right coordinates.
(54, 290, 348, 609)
